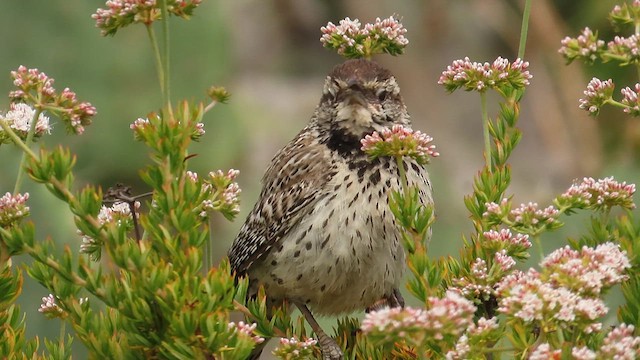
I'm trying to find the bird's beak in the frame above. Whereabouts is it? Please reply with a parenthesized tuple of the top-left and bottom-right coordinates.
(344, 78, 366, 106)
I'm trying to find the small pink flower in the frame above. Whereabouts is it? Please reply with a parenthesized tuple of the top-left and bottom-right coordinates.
(362, 291, 475, 345)
(92, 0, 202, 36)
(438, 56, 532, 93)
(38, 294, 65, 319)
(571, 346, 596, 360)
(508, 202, 561, 235)
(558, 176, 636, 211)
(361, 124, 439, 164)
(600, 324, 640, 357)
(494, 249, 516, 271)
(0, 192, 30, 227)
(9, 66, 96, 135)
(320, 15, 408, 58)
(607, 35, 640, 65)
(272, 336, 317, 358)
(541, 242, 630, 296)
(529, 343, 561, 360)
(579, 77, 614, 115)
(559, 27, 605, 64)
(621, 83, 640, 116)
(227, 321, 264, 344)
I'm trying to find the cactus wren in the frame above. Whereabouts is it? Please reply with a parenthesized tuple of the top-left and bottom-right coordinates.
(228, 59, 433, 359)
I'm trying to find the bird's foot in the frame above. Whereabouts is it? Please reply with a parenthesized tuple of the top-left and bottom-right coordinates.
(318, 332, 343, 360)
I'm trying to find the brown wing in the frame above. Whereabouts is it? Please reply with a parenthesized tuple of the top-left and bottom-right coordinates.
(228, 126, 333, 275)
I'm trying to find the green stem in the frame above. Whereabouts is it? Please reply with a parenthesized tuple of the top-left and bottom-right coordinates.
(480, 92, 492, 171)
(12, 107, 44, 194)
(59, 320, 66, 348)
(159, 0, 172, 114)
(146, 24, 166, 106)
(533, 234, 544, 261)
(517, 0, 532, 59)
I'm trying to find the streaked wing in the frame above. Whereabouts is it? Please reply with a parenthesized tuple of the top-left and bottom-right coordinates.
(228, 127, 333, 275)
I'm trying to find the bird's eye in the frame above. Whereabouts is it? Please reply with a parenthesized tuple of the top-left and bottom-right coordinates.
(377, 90, 388, 102)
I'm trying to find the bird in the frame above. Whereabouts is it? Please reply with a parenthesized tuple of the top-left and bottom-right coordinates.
(228, 58, 433, 360)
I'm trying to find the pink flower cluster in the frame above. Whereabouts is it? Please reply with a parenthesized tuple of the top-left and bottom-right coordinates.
(320, 16, 409, 58)
(438, 57, 532, 93)
(189, 169, 241, 219)
(497, 268, 608, 332)
(0, 192, 30, 227)
(455, 229, 529, 300)
(272, 336, 317, 358)
(528, 324, 640, 358)
(482, 228, 531, 253)
(0, 103, 51, 144)
(92, 0, 202, 36)
(557, 176, 636, 211)
(227, 321, 264, 344)
(578, 77, 614, 115)
(445, 317, 499, 359)
(541, 243, 630, 296)
(361, 124, 439, 164)
(9, 66, 96, 135)
(79, 201, 139, 258)
(510, 202, 559, 227)
(621, 83, 640, 116)
(607, 34, 640, 64)
(599, 324, 640, 358)
(497, 243, 629, 334)
(558, 27, 605, 64)
(38, 293, 65, 319)
(483, 198, 562, 235)
(362, 291, 475, 345)
(610, 0, 640, 28)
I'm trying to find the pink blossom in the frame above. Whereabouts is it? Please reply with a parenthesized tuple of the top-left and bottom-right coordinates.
(0, 192, 30, 227)
(541, 243, 630, 296)
(529, 343, 561, 360)
(438, 56, 532, 93)
(600, 324, 640, 358)
(92, 0, 202, 36)
(621, 83, 640, 116)
(579, 77, 614, 115)
(362, 291, 475, 344)
(272, 336, 317, 358)
(559, 27, 605, 63)
(320, 16, 408, 58)
(9, 66, 96, 135)
(227, 321, 264, 344)
(361, 124, 439, 164)
(558, 176, 636, 211)
(38, 293, 65, 319)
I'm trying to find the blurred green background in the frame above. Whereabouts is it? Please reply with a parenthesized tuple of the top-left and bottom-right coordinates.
(1, 0, 639, 357)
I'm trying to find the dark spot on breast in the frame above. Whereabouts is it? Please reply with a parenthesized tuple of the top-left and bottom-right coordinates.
(411, 162, 421, 173)
(305, 242, 312, 250)
(321, 235, 331, 249)
(322, 218, 329, 228)
(294, 250, 300, 257)
(297, 274, 303, 281)
(369, 169, 381, 185)
(277, 278, 284, 285)
(357, 167, 368, 180)
(320, 284, 326, 292)
(296, 230, 307, 244)
(271, 260, 278, 266)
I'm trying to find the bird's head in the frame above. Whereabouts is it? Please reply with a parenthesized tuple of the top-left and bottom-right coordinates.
(317, 59, 410, 143)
